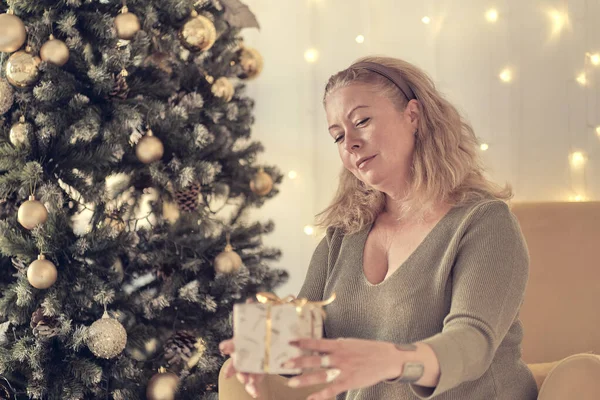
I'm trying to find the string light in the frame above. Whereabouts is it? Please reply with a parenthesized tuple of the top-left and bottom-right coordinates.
(355, 35, 365, 44)
(485, 9, 498, 23)
(288, 170, 298, 179)
(569, 151, 586, 168)
(588, 52, 600, 66)
(480, 143, 489, 151)
(548, 9, 569, 36)
(568, 194, 586, 202)
(499, 68, 512, 83)
(576, 72, 587, 86)
(303, 225, 315, 236)
(596, 126, 600, 137)
(422, 16, 431, 24)
(304, 49, 319, 63)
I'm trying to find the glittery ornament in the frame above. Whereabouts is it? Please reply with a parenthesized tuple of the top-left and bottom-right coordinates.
(5, 50, 41, 88)
(0, 78, 14, 115)
(179, 10, 216, 52)
(18, 195, 48, 229)
(238, 46, 263, 80)
(211, 76, 234, 102)
(0, 10, 26, 53)
(40, 35, 70, 66)
(146, 367, 179, 400)
(27, 255, 57, 290)
(87, 311, 127, 359)
(250, 168, 273, 196)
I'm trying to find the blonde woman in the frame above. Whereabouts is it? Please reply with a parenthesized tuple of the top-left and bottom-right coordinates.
(219, 56, 538, 400)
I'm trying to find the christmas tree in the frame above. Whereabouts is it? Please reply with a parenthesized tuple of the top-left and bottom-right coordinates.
(0, 0, 287, 398)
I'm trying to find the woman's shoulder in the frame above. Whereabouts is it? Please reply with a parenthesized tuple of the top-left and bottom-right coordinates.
(450, 196, 516, 229)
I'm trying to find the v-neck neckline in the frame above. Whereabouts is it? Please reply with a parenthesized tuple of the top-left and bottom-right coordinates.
(358, 206, 457, 287)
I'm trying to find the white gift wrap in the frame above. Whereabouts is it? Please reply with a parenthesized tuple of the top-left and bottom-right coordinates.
(233, 302, 324, 374)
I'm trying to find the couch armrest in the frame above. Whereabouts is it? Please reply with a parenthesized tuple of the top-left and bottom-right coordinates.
(527, 361, 561, 391)
(537, 354, 600, 400)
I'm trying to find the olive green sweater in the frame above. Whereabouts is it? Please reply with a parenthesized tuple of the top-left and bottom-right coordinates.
(298, 199, 538, 399)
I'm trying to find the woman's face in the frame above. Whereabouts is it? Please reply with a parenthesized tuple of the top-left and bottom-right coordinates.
(325, 83, 419, 196)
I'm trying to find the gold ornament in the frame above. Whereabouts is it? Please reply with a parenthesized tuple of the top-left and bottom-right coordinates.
(111, 258, 124, 282)
(250, 168, 273, 196)
(0, 10, 26, 53)
(214, 242, 242, 274)
(5, 49, 41, 88)
(238, 46, 263, 80)
(114, 6, 141, 40)
(179, 10, 216, 52)
(211, 77, 234, 102)
(136, 129, 164, 164)
(9, 116, 30, 146)
(87, 311, 127, 359)
(143, 52, 174, 75)
(146, 367, 179, 400)
(18, 195, 48, 229)
(162, 201, 180, 224)
(27, 255, 57, 289)
(40, 35, 70, 66)
(0, 78, 14, 114)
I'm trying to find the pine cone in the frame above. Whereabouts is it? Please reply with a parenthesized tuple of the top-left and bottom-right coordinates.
(30, 308, 60, 338)
(109, 73, 130, 99)
(174, 183, 201, 212)
(163, 330, 205, 368)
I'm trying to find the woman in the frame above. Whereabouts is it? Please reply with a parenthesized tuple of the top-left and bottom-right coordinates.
(219, 56, 538, 400)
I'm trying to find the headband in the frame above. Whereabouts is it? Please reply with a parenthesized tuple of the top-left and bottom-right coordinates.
(350, 61, 417, 101)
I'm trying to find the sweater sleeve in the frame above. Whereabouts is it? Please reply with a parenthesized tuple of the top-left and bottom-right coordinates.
(410, 201, 530, 399)
(297, 228, 333, 301)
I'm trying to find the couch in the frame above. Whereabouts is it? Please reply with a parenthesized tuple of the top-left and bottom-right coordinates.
(512, 201, 600, 399)
(219, 201, 600, 399)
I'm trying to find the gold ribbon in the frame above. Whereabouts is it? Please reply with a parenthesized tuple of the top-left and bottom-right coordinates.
(255, 292, 336, 372)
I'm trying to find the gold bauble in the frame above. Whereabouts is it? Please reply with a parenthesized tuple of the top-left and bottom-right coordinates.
(9, 116, 30, 146)
(0, 12, 26, 53)
(18, 195, 48, 229)
(238, 46, 263, 80)
(87, 311, 127, 359)
(146, 368, 179, 400)
(136, 130, 164, 164)
(162, 201, 180, 224)
(250, 168, 273, 196)
(214, 244, 242, 274)
(179, 11, 216, 52)
(114, 6, 141, 40)
(211, 77, 234, 102)
(5, 50, 41, 88)
(40, 35, 70, 66)
(143, 52, 174, 75)
(27, 255, 57, 289)
(0, 78, 14, 115)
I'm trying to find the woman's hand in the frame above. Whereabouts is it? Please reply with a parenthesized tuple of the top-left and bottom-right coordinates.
(219, 338, 265, 398)
(282, 338, 405, 400)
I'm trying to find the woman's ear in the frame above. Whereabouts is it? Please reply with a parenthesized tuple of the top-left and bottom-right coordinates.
(406, 99, 420, 129)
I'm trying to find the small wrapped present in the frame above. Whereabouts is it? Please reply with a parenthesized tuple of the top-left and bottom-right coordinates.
(233, 292, 335, 374)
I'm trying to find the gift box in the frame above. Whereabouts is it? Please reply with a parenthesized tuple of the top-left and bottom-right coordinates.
(233, 293, 335, 374)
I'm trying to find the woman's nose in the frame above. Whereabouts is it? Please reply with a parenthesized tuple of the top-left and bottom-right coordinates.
(344, 131, 362, 152)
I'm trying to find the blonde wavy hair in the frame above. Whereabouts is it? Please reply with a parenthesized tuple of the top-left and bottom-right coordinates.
(316, 56, 512, 234)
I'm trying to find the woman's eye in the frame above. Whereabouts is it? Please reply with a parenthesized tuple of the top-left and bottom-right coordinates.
(356, 118, 370, 127)
(334, 135, 344, 144)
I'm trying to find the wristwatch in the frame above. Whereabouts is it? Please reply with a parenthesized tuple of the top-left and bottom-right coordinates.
(386, 344, 425, 384)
